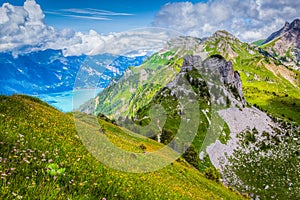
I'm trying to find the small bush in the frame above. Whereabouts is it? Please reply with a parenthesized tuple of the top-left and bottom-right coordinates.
(205, 167, 221, 183)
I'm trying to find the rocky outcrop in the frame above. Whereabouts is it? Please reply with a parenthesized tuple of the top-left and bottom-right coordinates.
(202, 55, 245, 104)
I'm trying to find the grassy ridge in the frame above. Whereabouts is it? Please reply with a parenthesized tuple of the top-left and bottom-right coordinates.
(0, 95, 244, 199)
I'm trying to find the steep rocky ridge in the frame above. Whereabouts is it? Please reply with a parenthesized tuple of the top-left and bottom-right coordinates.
(261, 19, 300, 70)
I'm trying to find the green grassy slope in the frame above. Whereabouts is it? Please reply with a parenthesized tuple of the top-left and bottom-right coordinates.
(0, 95, 244, 200)
(202, 31, 300, 124)
(92, 50, 183, 119)
(251, 39, 265, 46)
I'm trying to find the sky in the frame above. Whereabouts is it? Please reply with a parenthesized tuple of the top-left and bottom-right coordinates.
(0, 0, 299, 56)
(2, 0, 203, 33)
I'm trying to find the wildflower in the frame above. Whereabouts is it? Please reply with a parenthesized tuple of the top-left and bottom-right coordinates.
(102, 198, 106, 200)
(26, 177, 30, 180)
(48, 159, 53, 163)
(42, 159, 46, 162)
(23, 159, 30, 164)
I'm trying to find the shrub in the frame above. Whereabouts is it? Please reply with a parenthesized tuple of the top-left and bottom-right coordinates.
(205, 167, 221, 183)
(161, 129, 174, 144)
(139, 144, 147, 152)
(182, 146, 200, 169)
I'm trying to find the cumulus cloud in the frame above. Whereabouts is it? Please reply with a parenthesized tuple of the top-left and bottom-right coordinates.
(0, 0, 175, 57)
(0, 0, 83, 56)
(152, 0, 300, 41)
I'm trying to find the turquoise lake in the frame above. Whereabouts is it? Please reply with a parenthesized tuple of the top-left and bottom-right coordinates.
(35, 88, 103, 112)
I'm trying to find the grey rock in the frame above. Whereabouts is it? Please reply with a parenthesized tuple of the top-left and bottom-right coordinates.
(203, 55, 246, 104)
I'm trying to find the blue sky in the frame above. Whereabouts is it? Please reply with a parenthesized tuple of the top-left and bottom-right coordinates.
(2, 0, 205, 33)
(1, 0, 299, 56)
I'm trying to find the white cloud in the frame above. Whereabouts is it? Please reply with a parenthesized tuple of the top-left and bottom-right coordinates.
(0, 0, 83, 56)
(152, 0, 300, 41)
(44, 8, 134, 21)
(0, 0, 174, 57)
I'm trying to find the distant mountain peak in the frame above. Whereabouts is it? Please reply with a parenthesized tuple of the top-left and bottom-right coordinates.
(290, 18, 300, 29)
(283, 21, 290, 30)
(261, 18, 300, 70)
(263, 18, 300, 44)
(212, 30, 237, 40)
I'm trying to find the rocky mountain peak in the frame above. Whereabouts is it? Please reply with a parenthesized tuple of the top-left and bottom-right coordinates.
(263, 18, 300, 44)
(262, 19, 300, 70)
(284, 21, 290, 29)
(212, 30, 237, 41)
(290, 18, 300, 30)
(178, 55, 245, 104)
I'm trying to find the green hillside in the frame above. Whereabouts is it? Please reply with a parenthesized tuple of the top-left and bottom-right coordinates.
(0, 95, 245, 199)
(94, 50, 183, 118)
(251, 39, 265, 46)
(202, 31, 300, 124)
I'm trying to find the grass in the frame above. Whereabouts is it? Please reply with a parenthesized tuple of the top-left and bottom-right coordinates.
(251, 39, 265, 46)
(0, 95, 245, 199)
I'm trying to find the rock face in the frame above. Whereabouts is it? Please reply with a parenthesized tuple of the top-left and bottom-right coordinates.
(202, 55, 245, 104)
(262, 19, 300, 70)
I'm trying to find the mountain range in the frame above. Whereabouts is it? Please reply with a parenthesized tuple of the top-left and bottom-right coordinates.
(0, 49, 147, 95)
